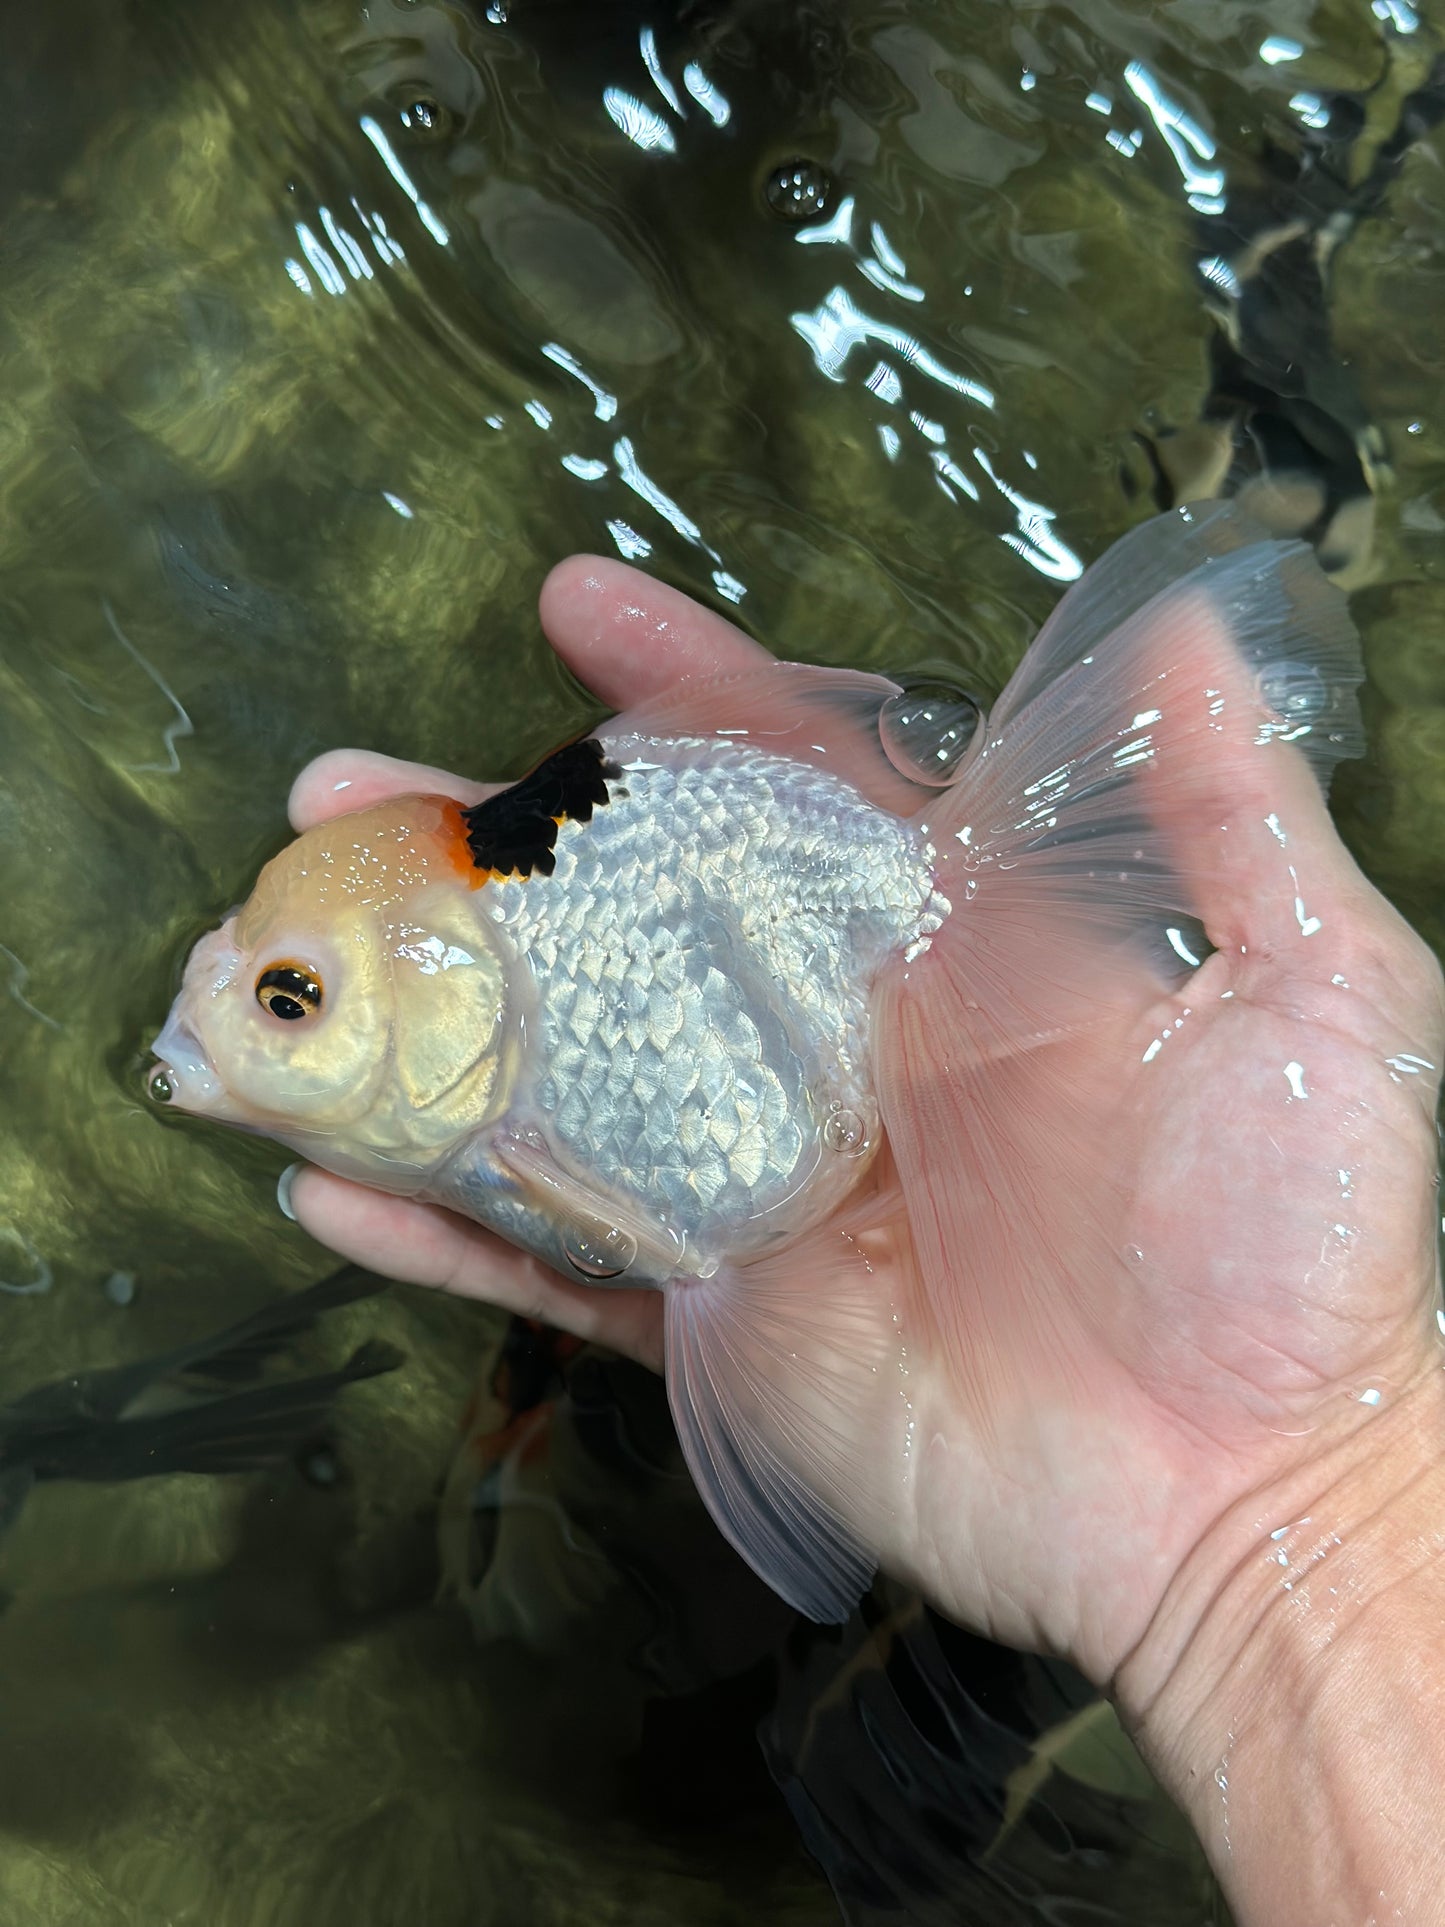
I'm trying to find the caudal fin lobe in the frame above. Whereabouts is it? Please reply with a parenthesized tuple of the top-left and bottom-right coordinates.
(874, 500, 1366, 1376)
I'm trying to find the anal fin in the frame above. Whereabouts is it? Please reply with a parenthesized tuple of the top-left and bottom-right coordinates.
(662, 1170, 914, 1623)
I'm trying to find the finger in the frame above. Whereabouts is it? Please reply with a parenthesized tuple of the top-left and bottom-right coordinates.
(287, 1167, 666, 1372)
(288, 748, 495, 833)
(538, 554, 772, 707)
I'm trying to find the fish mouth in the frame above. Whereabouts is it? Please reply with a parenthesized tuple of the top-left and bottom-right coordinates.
(148, 1011, 223, 1112)
(148, 921, 246, 1114)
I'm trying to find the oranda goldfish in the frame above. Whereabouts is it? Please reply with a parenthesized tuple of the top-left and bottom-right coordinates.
(150, 503, 1362, 1620)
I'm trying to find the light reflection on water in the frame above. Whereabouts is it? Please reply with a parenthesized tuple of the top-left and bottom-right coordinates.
(0, 0, 1441, 1921)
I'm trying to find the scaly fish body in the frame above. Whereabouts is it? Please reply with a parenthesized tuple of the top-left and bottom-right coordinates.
(151, 503, 1365, 1622)
(444, 732, 942, 1282)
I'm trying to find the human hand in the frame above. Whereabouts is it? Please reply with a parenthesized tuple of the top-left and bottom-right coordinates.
(283, 556, 1444, 1746)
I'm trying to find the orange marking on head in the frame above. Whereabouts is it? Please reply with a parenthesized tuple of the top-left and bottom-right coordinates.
(430, 797, 490, 889)
(426, 798, 545, 888)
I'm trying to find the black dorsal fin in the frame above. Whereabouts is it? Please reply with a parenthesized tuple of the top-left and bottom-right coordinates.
(460, 737, 621, 880)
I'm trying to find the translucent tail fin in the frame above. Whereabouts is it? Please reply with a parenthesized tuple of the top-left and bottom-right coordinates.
(873, 502, 1365, 1377)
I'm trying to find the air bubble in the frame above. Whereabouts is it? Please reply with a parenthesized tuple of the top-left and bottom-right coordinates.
(148, 1068, 175, 1104)
(389, 87, 454, 142)
(823, 1106, 869, 1155)
(1258, 661, 1327, 722)
(104, 1270, 137, 1307)
(300, 1444, 341, 1487)
(764, 158, 835, 222)
(564, 1224, 638, 1280)
(879, 682, 982, 786)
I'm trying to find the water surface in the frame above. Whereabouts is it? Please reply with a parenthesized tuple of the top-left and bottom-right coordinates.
(0, 0, 1440, 1920)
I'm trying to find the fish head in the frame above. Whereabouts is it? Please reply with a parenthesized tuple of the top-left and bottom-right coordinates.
(150, 794, 517, 1184)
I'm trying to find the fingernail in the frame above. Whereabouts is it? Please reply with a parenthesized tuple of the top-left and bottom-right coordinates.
(277, 1163, 301, 1222)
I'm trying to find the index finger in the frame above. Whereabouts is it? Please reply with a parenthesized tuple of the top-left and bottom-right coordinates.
(538, 553, 771, 706)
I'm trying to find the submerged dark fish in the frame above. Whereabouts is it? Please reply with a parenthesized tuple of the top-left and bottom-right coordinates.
(0, 1269, 399, 1541)
(1134, 43, 1445, 582)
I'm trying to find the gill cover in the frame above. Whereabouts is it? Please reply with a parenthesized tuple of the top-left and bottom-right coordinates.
(387, 891, 511, 1120)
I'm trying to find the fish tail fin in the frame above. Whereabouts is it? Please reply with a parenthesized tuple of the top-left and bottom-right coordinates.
(175, 1266, 388, 1389)
(874, 501, 1365, 1378)
(74, 1340, 404, 1484)
(664, 1167, 920, 1623)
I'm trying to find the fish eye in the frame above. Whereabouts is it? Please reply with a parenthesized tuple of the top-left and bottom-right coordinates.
(255, 963, 324, 1022)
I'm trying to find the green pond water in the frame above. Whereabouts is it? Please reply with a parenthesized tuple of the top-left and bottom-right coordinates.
(0, 0, 1440, 1920)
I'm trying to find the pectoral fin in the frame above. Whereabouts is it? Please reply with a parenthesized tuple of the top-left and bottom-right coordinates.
(491, 1130, 686, 1282)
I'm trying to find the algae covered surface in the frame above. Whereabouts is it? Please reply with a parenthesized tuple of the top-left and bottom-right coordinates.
(0, 0, 1440, 1920)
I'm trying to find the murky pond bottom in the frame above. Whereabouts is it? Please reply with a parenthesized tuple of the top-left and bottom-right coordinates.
(0, 0, 1440, 1921)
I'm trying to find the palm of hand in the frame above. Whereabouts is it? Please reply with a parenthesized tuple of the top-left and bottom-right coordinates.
(284, 555, 1444, 1686)
(898, 918, 1442, 1681)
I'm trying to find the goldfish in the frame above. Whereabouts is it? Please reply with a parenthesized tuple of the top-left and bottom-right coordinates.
(149, 502, 1362, 1621)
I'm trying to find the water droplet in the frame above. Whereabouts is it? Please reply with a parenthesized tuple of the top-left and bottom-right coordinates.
(564, 1224, 637, 1280)
(823, 1107, 868, 1154)
(1125, 1243, 1144, 1265)
(1258, 660, 1327, 721)
(880, 682, 982, 786)
(764, 158, 835, 222)
(148, 1068, 174, 1104)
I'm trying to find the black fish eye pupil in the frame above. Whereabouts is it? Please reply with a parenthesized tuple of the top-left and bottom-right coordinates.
(256, 965, 323, 1020)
